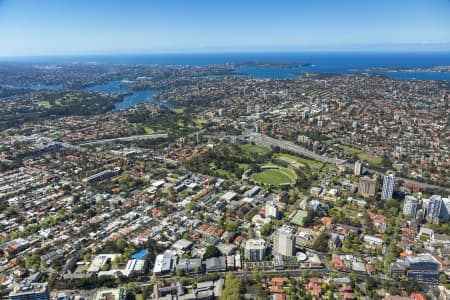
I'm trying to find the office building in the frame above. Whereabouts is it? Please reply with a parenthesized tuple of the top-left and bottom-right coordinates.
(244, 239, 266, 261)
(153, 251, 176, 275)
(359, 176, 376, 198)
(205, 257, 227, 273)
(273, 226, 296, 257)
(9, 282, 50, 300)
(403, 195, 419, 218)
(381, 172, 395, 200)
(354, 160, 363, 176)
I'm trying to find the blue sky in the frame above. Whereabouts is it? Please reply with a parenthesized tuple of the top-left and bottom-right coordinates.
(0, 0, 449, 56)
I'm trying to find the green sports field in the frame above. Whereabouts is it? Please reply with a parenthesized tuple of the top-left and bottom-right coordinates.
(274, 153, 324, 169)
(240, 144, 272, 155)
(252, 166, 297, 186)
(291, 210, 307, 226)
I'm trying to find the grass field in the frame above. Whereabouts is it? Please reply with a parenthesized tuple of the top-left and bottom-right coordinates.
(193, 118, 208, 129)
(215, 169, 234, 179)
(252, 166, 296, 185)
(238, 163, 250, 170)
(338, 145, 383, 165)
(240, 144, 272, 155)
(143, 126, 155, 134)
(274, 153, 324, 169)
(172, 107, 185, 114)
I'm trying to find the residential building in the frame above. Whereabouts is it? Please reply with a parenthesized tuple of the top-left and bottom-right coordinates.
(354, 160, 363, 176)
(381, 172, 395, 200)
(428, 195, 443, 222)
(244, 239, 266, 261)
(359, 176, 376, 198)
(403, 196, 419, 218)
(273, 227, 296, 257)
(265, 201, 279, 219)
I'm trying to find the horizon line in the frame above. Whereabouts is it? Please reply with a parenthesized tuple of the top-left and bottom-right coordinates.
(0, 49, 450, 59)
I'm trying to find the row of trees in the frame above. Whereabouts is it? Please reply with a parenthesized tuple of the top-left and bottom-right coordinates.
(220, 272, 242, 300)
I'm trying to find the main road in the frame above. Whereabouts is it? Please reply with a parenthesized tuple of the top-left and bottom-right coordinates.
(76, 133, 168, 147)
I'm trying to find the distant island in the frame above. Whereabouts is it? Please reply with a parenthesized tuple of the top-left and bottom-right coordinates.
(356, 65, 450, 73)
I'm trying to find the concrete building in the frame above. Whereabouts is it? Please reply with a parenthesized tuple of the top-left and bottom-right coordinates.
(9, 282, 50, 300)
(381, 172, 395, 200)
(175, 258, 202, 274)
(244, 239, 266, 261)
(404, 254, 440, 282)
(359, 176, 376, 198)
(205, 256, 227, 273)
(93, 288, 127, 300)
(403, 195, 419, 218)
(354, 160, 363, 176)
(273, 226, 296, 257)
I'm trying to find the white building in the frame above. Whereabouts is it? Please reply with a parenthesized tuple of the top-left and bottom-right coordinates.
(265, 201, 278, 219)
(354, 160, 363, 176)
(363, 235, 384, 247)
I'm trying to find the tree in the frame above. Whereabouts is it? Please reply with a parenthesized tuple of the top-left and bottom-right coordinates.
(221, 272, 242, 300)
(203, 245, 221, 259)
(226, 221, 239, 232)
(312, 232, 330, 252)
(115, 238, 127, 252)
(176, 268, 184, 276)
(439, 273, 447, 284)
(25, 254, 40, 270)
(260, 223, 272, 236)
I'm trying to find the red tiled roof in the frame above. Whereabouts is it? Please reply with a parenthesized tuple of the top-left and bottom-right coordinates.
(271, 277, 286, 284)
(410, 292, 426, 300)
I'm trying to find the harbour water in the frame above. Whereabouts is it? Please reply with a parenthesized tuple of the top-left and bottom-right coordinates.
(85, 80, 170, 111)
(1, 52, 450, 108)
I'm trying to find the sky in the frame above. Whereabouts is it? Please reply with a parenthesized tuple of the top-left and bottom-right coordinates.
(0, 0, 449, 56)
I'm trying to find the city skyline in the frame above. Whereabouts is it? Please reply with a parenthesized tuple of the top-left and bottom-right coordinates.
(0, 0, 449, 57)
